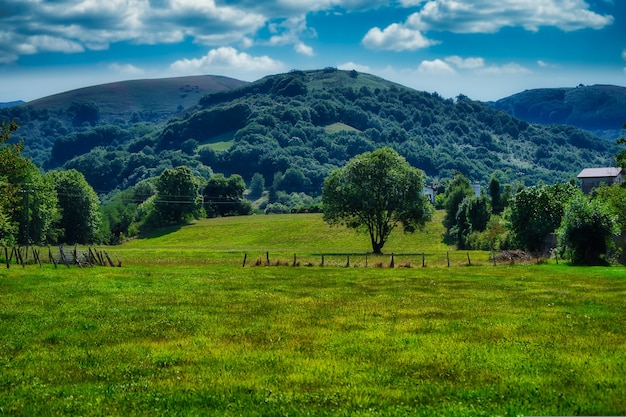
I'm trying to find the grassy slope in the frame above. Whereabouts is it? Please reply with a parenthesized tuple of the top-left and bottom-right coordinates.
(26, 75, 247, 121)
(1, 213, 625, 416)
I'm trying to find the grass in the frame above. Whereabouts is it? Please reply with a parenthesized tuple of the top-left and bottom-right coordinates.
(198, 130, 235, 152)
(324, 122, 361, 134)
(1, 213, 625, 416)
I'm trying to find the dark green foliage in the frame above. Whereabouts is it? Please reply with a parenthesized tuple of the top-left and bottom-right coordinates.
(452, 194, 491, 249)
(248, 173, 265, 199)
(67, 102, 100, 126)
(508, 183, 578, 252)
(557, 193, 618, 265)
(322, 147, 432, 254)
(443, 172, 474, 234)
(154, 166, 204, 224)
(489, 175, 503, 214)
(203, 174, 251, 217)
(50, 125, 130, 166)
(48, 169, 102, 244)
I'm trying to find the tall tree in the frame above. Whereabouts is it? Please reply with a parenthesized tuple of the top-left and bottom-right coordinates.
(48, 169, 101, 244)
(1, 121, 58, 245)
(443, 172, 474, 239)
(154, 166, 203, 224)
(322, 147, 432, 254)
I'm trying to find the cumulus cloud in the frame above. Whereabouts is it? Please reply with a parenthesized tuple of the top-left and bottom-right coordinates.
(362, 0, 612, 53)
(108, 63, 145, 76)
(406, 0, 614, 33)
(479, 62, 531, 75)
(362, 24, 437, 51)
(338, 62, 374, 73)
(168, 47, 285, 79)
(445, 56, 485, 69)
(417, 59, 455, 74)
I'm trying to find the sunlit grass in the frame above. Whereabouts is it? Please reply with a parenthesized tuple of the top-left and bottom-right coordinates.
(2, 212, 625, 415)
(1, 264, 625, 415)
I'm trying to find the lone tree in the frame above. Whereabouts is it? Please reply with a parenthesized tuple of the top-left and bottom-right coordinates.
(322, 147, 432, 254)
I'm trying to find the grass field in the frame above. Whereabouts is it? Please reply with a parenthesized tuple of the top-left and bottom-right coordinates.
(1, 213, 625, 416)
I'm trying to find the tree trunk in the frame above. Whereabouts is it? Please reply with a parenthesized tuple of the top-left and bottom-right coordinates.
(371, 239, 385, 254)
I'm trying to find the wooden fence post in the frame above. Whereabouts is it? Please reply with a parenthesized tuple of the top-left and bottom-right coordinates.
(266, 251, 270, 265)
(447, 252, 450, 267)
(321, 255, 324, 267)
(390, 253, 395, 268)
(242, 253, 247, 267)
(4, 247, 8, 269)
(422, 253, 425, 268)
(346, 254, 350, 268)
(293, 253, 297, 267)
(467, 252, 471, 266)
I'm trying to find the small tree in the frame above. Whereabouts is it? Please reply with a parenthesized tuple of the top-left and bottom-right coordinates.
(154, 166, 203, 224)
(204, 173, 251, 217)
(249, 173, 265, 199)
(508, 183, 576, 252)
(557, 193, 618, 265)
(322, 147, 432, 254)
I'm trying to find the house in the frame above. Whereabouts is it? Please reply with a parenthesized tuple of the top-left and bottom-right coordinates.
(577, 167, 624, 194)
(422, 185, 435, 204)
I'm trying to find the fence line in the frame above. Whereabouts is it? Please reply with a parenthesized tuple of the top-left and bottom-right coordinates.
(242, 250, 554, 269)
(2, 246, 121, 269)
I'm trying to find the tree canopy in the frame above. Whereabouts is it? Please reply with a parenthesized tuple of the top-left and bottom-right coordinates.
(154, 166, 204, 224)
(322, 147, 432, 253)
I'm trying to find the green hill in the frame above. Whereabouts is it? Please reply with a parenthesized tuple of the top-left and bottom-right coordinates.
(489, 84, 626, 140)
(26, 75, 247, 123)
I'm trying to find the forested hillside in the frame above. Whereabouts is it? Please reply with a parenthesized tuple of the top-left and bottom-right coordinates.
(489, 84, 626, 140)
(1, 69, 615, 195)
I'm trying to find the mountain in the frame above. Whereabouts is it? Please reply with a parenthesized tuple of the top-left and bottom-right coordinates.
(0, 101, 24, 108)
(1, 69, 616, 195)
(25, 75, 247, 123)
(0, 75, 247, 166)
(488, 84, 626, 140)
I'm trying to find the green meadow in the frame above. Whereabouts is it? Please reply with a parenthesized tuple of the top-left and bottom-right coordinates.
(1, 213, 625, 416)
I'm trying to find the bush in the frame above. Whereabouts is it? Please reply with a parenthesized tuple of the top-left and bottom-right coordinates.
(557, 193, 618, 265)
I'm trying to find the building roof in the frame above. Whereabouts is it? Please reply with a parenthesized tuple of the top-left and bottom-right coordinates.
(577, 167, 623, 179)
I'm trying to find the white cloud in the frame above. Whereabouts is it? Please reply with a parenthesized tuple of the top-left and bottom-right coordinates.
(294, 42, 314, 56)
(622, 49, 626, 61)
(168, 47, 285, 79)
(108, 63, 145, 76)
(362, 24, 437, 51)
(407, 0, 614, 33)
(445, 56, 485, 69)
(479, 62, 531, 75)
(338, 62, 374, 73)
(417, 59, 455, 74)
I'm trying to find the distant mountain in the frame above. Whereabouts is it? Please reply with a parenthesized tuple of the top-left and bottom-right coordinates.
(0, 101, 24, 108)
(488, 84, 626, 140)
(25, 75, 248, 123)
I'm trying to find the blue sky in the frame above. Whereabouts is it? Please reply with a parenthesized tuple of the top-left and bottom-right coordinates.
(1, 0, 625, 102)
